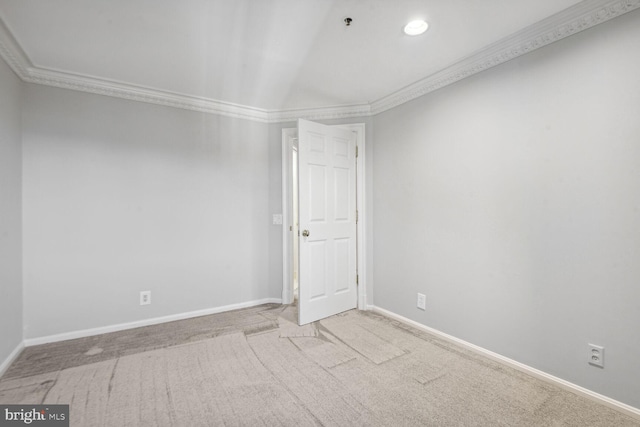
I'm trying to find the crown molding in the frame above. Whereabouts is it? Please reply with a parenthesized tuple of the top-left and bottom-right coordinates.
(25, 67, 273, 122)
(370, 0, 640, 115)
(266, 103, 372, 124)
(0, 16, 31, 77)
(1, 0, 639, 123)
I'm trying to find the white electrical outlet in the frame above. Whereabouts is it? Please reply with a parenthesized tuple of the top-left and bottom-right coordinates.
(140, 291, 151, 306)
(417, 293, 426, 310)
(588, 343, 604, 368)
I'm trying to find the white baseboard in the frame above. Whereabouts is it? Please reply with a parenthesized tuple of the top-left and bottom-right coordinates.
(371, 305, 640, 421)
(0, 341, 24, 378)
(24, 298, 282, 347)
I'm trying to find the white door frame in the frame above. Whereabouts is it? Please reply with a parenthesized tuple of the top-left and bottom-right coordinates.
(282, 123, 367, 311)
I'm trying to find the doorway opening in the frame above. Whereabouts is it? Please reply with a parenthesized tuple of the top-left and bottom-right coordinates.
(281, 122, 367, 323)
(292, 145, 299, 301)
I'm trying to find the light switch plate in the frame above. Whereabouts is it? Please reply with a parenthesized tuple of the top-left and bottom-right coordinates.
(272, 214, 283, 225)
(417, 293, 426, 310)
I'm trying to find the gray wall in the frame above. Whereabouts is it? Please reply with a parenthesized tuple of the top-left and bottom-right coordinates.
(0, 57, 23, 364)
(22, 85, 277, 339)
(372, 11, 640, 408)
(19, 84, 374, 340)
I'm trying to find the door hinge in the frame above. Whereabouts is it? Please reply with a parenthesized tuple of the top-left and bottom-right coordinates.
(356, 209, 359, 224)
(356, 145, 359, 158)
(356, 274, 359, 286)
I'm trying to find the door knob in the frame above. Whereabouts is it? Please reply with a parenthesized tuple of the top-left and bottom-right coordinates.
(302, 230, 310, 237)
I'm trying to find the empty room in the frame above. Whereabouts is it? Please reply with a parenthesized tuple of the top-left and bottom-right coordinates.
(1, 0, 639, 425)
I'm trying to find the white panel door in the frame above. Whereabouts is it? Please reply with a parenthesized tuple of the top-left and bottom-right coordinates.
(298, 119, 357, 325)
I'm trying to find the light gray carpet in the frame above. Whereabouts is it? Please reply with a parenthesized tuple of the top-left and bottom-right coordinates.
(1, 305, 638, 426)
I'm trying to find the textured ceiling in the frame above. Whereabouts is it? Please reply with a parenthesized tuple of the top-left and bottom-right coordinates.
(0, 0, 584, 112)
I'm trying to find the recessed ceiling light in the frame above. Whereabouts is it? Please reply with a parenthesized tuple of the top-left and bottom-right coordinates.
(404, 20, 429, 36)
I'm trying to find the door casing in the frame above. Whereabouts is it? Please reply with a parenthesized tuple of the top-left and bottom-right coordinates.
(281, 123, 367, 312)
